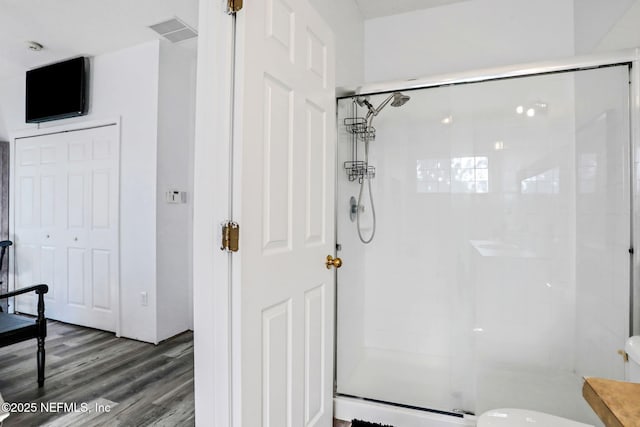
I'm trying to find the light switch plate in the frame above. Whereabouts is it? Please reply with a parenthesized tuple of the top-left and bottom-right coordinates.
(166, 190, 187, 204)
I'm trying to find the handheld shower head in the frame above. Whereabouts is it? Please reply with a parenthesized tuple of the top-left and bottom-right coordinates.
(370, 92, 411, 117)
(356, 92, 411, 127)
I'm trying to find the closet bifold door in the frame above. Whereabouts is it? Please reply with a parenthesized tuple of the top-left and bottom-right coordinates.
(13, 125, 119, 332)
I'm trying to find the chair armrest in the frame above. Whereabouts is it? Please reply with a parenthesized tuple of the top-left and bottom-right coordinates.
(0, 284, 48, 300)
(0, 241, 12, 248)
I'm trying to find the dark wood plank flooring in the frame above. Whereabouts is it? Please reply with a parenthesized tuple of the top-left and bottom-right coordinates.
(0, 319, 194, 426)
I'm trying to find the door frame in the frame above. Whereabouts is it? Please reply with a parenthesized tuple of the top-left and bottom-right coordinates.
(8, 117, 122, 336)
(192, 1, 235, 426)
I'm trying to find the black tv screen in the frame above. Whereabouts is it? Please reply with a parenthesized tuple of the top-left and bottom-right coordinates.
(25, 57, 88, 123)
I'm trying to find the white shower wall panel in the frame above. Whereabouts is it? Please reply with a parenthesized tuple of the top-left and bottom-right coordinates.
(574, 65, 631, 381)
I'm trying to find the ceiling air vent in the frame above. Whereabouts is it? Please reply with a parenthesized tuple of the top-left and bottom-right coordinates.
(148, 18, 197, 43)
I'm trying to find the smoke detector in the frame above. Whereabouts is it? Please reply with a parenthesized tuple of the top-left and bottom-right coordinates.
(148, 17, 197, 43)
(26, 41, 44, 51)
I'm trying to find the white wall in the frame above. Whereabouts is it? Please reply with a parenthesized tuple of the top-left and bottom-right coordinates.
(0, 40, 195, 343)
(574, 0, 636, 53)
(0, 77, 24, 142)
(590, 0, 640, 53)
(156, 40, 197, 339)
(94, 42, 160, 343)
(308, 0, 364, 88)
(364, 0, 575, 83)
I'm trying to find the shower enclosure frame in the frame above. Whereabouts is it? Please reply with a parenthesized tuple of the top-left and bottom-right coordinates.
(333, 47, 640, 426)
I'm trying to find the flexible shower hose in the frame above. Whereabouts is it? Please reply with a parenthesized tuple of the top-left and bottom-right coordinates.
(356, 140, 376, 244)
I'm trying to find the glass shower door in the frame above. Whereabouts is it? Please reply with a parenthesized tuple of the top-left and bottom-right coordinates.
(335, 64, 631, 424)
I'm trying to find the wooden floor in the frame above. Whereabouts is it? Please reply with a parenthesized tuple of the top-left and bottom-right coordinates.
(0, 319, 194, 426)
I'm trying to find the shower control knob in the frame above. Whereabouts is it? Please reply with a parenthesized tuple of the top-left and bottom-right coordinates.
(325, 255, 343, 269)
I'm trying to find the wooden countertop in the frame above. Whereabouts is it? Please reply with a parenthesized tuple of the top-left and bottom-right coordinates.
(583, 377, 640, 427)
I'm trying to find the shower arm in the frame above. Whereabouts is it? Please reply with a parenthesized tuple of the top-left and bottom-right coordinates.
(357, 92, 410, 134)
(364, 93, 395, 128)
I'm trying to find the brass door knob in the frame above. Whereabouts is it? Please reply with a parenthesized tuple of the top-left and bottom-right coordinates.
(326, 255, 342, 269)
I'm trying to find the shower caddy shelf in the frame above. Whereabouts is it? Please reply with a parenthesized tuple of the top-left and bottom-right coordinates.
(343, 117, 376, 182)
(344, 117, 376, 141)
(344, 161, 375, 182)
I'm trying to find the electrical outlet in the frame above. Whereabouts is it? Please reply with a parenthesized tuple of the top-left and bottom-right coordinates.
(140, 292, 148, 306)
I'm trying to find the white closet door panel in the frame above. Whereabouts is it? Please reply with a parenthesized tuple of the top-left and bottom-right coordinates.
(14, 243, 38, 312)
(91, 249, 111, 311)
(67, 247, 86, 306)
(40, 175, 56, 227)
(17, 176, 36, 228)
(40, 246, 55, 300)
(14, 134, 65, 314)
(67, 173, 86, 230)
(92, 171, 111, 229)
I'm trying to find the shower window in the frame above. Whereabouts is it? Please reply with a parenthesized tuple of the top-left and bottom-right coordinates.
(336, 64, 631, 425)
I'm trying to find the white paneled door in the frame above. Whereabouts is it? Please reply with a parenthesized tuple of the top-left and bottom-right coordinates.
(13, 125, 119, 332)
(234, 0, 336, 426)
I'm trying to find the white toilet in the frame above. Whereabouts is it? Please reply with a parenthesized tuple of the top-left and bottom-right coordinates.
(477, 408, 592, 426)
(476, 336, 640, 427)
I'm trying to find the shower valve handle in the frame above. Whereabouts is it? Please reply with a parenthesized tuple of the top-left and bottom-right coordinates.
(325, 255, 343, 269)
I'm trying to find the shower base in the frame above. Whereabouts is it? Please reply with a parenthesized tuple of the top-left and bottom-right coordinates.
(334, 396, 475, 427)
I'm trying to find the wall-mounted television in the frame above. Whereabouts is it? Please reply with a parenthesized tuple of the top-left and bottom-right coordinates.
(25, 57, 89, 123)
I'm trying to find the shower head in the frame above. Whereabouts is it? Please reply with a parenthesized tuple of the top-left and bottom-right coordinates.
(391, 92, 411, 107)
(364, 92, 411, 118)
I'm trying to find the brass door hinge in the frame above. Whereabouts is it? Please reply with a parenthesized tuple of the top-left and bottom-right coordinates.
(227, 0, 243, 14)
(221, 221, 240, 252)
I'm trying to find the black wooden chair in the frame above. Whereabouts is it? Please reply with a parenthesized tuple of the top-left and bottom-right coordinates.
(0, 240, 11, 307)
(0, 240, 48, 387)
